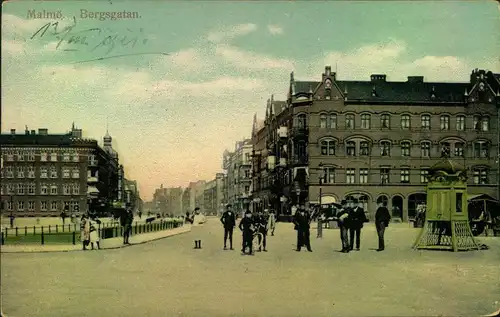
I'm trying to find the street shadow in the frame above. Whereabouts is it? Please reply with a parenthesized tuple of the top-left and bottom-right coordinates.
(368, 248, 379, 251)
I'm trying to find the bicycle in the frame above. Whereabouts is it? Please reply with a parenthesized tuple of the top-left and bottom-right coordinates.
(252, 231, 264, 251)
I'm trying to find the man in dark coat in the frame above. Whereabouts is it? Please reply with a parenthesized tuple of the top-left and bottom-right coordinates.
(348, 198, 367, 251)
(220, 204, 236, 250)
(239, 210, 255, 255)
(336, 200, 351, 253)
(375, 201, 391, 251)
(121, 205, 134, 244)
(293, 206, 312, 252)
(255, 209, 268, 252)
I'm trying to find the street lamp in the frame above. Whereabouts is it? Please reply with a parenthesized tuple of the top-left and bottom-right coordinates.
(317, 162, 325, 238)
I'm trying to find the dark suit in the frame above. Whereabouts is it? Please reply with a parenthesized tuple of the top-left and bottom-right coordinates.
(239, 216, 254, 254)
(375, 206, 391, 250)
(293, 211, 312, 251)
(349, 206, 367, 250)
(336, 208, 350, 251)
(220, 211, 236, 248)
(255, 214, 268, 250)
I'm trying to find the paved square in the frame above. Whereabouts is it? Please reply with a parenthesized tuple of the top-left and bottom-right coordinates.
(2, 218, 499, 317)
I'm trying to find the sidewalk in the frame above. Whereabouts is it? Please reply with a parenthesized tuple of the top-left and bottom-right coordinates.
(0, 225, 192, 253)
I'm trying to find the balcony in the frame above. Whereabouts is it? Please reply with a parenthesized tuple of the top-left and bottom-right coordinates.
(290, 155, 308, 166)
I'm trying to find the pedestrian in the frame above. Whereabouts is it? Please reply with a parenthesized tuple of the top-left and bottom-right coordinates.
(348, 198, 368, 251)
(375, 201, 391, 251)
(220, 204, 236, 250)
(293, 206, 312, 252)
(268, 209, 276, 236)
(89, 216, 101, 250)
(9, 214, 15, 228)
(80, 215, 90, 251)
(256, 209, 268, 252)
(185, 211, 191, 224)
(336, 200, 351, 253)
(121, 206, 133, 245)
(138, 211, 142, 219)
(239, 210, 255, 255)
(316, 205, 323, 238)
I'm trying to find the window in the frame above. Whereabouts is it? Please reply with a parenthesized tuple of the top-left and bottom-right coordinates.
(63, 168, 70, 178)
(17, 166, 25, 178)
(473, 116, 489, 131)
(295, 141, 307, 158)
(296, 114, 307, 129)
(72, 168, 80, 179)
(320, 140, 336, 156)
(481, 117, 489, 131)
(473, 168, 488, 184)
(7, 184, 15, 194)
(40, 152, 48, 161)
(345, 114, 355, 129)
(17, 184, 25, 195)
(6, 166, 14, 178)
(63, 153, 71, 162)
(440, 142, 451, 158)
(360, 141, 370, 156)
(454, 142, 464, 157)
(346, 168, 355, 184)
(421, 142, 431, 157)
(401, 114, 410, 130)
(27, 183, 35, 195)
(327, 114, 337, 129)
(72, 184, 80, 195)
(380, 141, 391, 156)
(27, 153, 35, 161)
(28, 201, 35, 211)
(63, 184, 71, 195)
(381, 114, 390, 128)
(346, 141, 356, 156)
(6, 154, 14, 161)
(440, 115, 450, 131)
(473, 115, 481, 131)
(50, 185, 58, 195)
(244, 170, 250, 178)
(456, 116, 465, 131)
(72, 153, 79, 162)
(50, 166, 58, 178)
(322, 167, 335, 184)
(7, 201, 13, 210)
(400, 169, 410, 183)
(17, 153, 25, 161)
(421, 115, 431, 130)
(359, 169, 368, 184)
(401, 142, 411, 157)
(361, 114, 371, 129)
(27, 166, 35, 178)
(50, 152, 57, 161)
(40, 167, 48, 178)
(40, 201, 48, 211)
(70, 201, 79, 213)
(420, 170, 429, 183)
(40, 184, 48, 195)
(320, 114, 327, 128)
(89, 154, 97, 166)
(244, 185, 250, 193)
(474, 141, 489, 158)
(17, 201, 24, 211)
(380, 168, 390, 184)
(50, 201, 58, 211)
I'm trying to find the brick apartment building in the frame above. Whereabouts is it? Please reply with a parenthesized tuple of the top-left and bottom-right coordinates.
(251, 67, 500, 221)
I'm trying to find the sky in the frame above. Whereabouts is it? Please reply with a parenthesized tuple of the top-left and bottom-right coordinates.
(2, 1, 500, 201)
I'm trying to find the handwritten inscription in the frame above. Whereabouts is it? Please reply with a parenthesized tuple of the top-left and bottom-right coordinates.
(30, 17, 149, 56)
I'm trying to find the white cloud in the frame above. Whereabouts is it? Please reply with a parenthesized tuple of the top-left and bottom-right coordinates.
(267, 25, 284, 35)
(207, 23, 257, 43)
(215, 44, 295, 70)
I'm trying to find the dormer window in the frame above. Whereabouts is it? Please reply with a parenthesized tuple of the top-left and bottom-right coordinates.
(325, 79, 332, 90)
(479, 82, 485, 91)
(430, 86, 436, 100)
(371, 86, 377, 97)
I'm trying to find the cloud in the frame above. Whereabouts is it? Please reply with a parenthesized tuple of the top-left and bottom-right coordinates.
(207, 23, 257, 43)
(267, 25, 284, 35)
(215, 44, 295, 70)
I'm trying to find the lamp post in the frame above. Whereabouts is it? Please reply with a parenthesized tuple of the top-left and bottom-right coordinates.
(317, 162, 325, 238)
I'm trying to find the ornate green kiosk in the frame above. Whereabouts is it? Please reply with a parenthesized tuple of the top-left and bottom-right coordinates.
(413, 159, 481, 252)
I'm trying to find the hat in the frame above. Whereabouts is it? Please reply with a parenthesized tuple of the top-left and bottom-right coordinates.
(245, 210, 252, 215)
(226, 204, 232, 208)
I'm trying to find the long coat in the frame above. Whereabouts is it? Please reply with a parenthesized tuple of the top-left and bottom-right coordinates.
(80, 219, 90, 242)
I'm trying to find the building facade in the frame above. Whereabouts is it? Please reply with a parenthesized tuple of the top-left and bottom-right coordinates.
(0, 125, 120, 217)
(203, 173, 225, 216)
(223, 140, 253, 212)
(254, 67, 500, 221)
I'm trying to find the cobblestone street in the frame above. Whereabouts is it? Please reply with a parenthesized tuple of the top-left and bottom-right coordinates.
(2, 218, 499, 317)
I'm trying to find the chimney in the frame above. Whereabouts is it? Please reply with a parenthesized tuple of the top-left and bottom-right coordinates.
(30, 130, 36, 135)
(370, 74, 387, 82)
(407, 76, 424, 83)
(10, 129, 15, 135)
(38, 128, 48, 135)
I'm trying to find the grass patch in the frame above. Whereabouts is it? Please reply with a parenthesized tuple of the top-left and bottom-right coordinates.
(2, 233, 79, 245)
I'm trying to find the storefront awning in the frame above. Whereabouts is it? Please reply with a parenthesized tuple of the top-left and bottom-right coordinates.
(309, 195, 337, 205)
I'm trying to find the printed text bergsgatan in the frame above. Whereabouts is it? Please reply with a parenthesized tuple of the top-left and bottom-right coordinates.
(27, 9, 142, 21)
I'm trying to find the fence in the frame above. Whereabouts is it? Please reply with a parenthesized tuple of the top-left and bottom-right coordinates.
(0, 220, 183, 245)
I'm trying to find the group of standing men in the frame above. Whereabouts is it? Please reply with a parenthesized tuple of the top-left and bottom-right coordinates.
(220, 204, 276, 255)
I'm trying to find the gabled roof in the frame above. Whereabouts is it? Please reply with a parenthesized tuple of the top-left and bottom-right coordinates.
(272, 101, 287, 116)
(295, 81, 320, 94)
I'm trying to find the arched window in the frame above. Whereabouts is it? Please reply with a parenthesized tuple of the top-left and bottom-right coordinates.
(345, 114, 355, 129)
(380, 141, 391, 156)
(440, 142, 451, 158)
(456, 115, 465, 131)
(320, 139, 336, 156)
(420, 141, 431, 157)
(360, 141, 370, 156)
(381, 114, 391, 128)
(328, 114, 337, 129)
(401, 141, 411, 157)
(361, 114, 371, 129)
(320, 114, 327, 128)
(421, 115, 431, 130)
(401, 114, 411, 130)
(454, 142, 465, 157)
(440, 115, 450, 131)
(472, 167, 488, 184)
(296, 114, 307, 129)
(346, 141, 356, 156)
(473, 141, 489, 158)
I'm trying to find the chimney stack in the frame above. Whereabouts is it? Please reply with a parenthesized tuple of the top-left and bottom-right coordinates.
(38, 128, 48, 135)
(30, 130, 36, 135)
(10, 129, 15, 135)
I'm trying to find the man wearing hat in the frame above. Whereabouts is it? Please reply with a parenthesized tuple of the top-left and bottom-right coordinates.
(348, 198, 368, 251)
(293, 205, 312, 252)
(220, 204, 236, 250)
(336, 200, 351, 253)
(239, 210, 255, 255)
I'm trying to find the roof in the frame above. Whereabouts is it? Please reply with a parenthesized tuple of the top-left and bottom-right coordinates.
(429, 159, 465, 174)
(272, 101, 287, 116)
(0, 133, 98, 147)
(468, 194, 499, 202)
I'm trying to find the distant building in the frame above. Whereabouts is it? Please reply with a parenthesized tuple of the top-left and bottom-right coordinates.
(152, 185, 183, 216)
(0, 125, 120, 217)
(203, 173, 225, 216)
(222, 139, 252, 212)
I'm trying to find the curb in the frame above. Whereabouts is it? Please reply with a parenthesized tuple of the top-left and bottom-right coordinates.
(0, 227, 191, 254)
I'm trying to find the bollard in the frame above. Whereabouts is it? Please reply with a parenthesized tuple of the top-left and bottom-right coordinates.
(41, 231, 45, 245)
(72, 231, 76, 245)
(33, 226, 36, 234)
(135, 223, 138, 234)
(15, 227, 18, 236)
(24, 226, 27, 236)
(1, 231, 4, 245)
(56, 224, 59, 233)
(49, 225, 51, 234)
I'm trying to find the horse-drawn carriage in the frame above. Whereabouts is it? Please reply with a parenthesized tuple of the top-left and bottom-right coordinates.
(468, 194, 500, 236)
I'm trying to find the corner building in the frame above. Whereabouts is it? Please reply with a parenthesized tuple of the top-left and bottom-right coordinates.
(282, 67, 500, 221)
